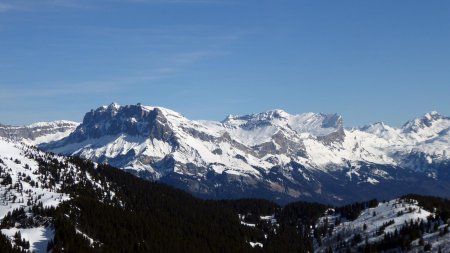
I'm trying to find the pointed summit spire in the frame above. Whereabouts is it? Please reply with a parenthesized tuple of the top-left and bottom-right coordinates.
(402, 111, 444, 133)
(108, 102, 121, 110)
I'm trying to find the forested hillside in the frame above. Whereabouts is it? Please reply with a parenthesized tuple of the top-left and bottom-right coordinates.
(1, 138, 449, 253)
(0, 142, 328, 253)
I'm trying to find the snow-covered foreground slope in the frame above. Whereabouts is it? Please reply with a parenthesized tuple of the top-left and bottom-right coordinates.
(0, 137, 70, 252)
(0, 137, 290, 252)
(1, 134, 450, 252)
(38, 103, 450, 204)
(315, 198, 450, 253)
(0, 138, 70, 218)
(0, 137, 115, 252)
(317, 199, 431, 246)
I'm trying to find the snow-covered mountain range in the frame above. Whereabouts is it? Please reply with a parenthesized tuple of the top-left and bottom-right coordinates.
(0, 121, 79, 146)
(4, 103, 450, 204)
(1, 135, 449, 252)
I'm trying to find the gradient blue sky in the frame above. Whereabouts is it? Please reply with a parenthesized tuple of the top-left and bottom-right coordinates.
(0, 0, 449, 127)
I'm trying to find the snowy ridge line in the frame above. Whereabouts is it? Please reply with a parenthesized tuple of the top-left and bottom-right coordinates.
(314, 198, 450, 253)
(2, 103, 449, 204)
(43, 103, 450, 177)
(26, 120, 80, 129)
(0, 137, 118, 252)
(0, 120, 79, 146)
(31, 103, 450, 204)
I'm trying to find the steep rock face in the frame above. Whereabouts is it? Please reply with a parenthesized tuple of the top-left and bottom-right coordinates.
(64, 103, 177, 144)
(221, 110, 345, 145)
(0, 120, 79, 145)
(402, 111, 447, 134)
(43, 104, 350, 181)
(39, 103, 450, 204)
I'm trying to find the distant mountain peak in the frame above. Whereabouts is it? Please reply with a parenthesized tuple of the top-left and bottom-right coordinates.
(222, 109, 290, 123)
(26, 120, 79, 128)
(261, 109, 290, 119)
(360, 121, 388, 131)
(108, 102, 120, 109)
(319, 113, 342, 129)
(0, 120, 79, 145)
(223, 110, 342, 127)
(424, 110, 441, 119)
(26, 103, 450, 205)
(402, 111, 446, 133)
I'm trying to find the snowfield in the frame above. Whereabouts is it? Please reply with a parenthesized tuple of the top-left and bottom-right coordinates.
(0, 138, 70, 217)
(315, 198, 450, 253)
(0, 137, 116, 252)
(0, 138, 69, 252)
(1, 226, 54, 253)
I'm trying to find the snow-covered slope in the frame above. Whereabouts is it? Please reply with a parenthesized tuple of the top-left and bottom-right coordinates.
(0, 137, 69, 252)
(0, 137, 116, 252)
(315, 198, 450, 252)
(38, 103, 450, 204)
(0, 120, 79, 146)
(40, 104, 350, 184)
(357, 111, 450, 163)
(0, 138, 70, 218)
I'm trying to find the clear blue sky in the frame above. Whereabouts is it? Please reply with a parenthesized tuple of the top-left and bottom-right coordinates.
(0, 0, 449, 127)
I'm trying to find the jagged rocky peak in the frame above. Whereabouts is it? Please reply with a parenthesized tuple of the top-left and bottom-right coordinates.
(360, 121, 390, 132)
(222, 109, 290, 130)
(247, 109, 291, 121)
(402, 111, 447, 133)
(319, 113, 343, 129)
(424, 110, 443, 119)
(223, 109, 343, 133)
(35, 104, 450, 205)
(71, 103, 178, 142)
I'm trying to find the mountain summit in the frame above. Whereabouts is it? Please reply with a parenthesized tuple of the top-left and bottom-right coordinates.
(32, 104, 450, 204)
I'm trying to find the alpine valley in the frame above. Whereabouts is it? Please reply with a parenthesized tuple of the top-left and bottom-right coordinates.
(2, 103, 449, 205)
